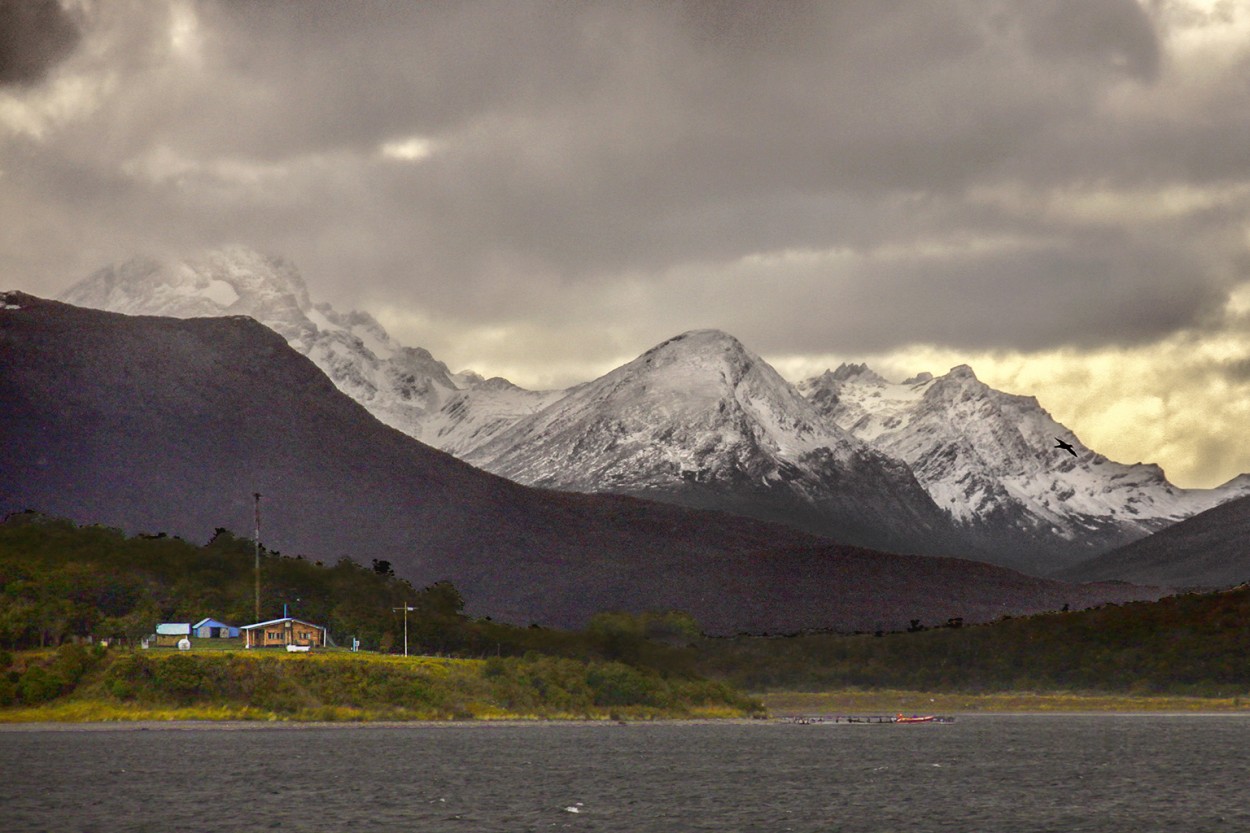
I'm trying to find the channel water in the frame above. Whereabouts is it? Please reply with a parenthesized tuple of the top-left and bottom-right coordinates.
(2, 715, 1248, 832)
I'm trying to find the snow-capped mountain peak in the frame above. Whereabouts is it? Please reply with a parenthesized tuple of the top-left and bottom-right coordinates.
(463, 330, 963, 555)
(58, 247, 489, 439)
(828, 362, 889, 385)
(471, 328, 859, 474)
(63, 246, 317, 342)
(58, 246, 568, 458)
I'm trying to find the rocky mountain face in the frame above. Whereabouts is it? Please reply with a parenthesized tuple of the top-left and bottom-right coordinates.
(0, 292, 1162, 633)
(466, 330, 967, 556)
(800, 364, 1250, 573)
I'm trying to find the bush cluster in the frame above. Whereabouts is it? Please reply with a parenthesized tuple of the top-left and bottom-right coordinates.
(695, 587, 1250, 696)
(0, 643, 105, 707)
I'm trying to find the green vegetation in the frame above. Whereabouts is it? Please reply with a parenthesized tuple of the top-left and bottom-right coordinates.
(0, 511, 453, 651)
(0, 646, 755, 722)
(695, 588, 1250, 698)
(0, 512, 756, 720)
(4, 511, 1250, 721)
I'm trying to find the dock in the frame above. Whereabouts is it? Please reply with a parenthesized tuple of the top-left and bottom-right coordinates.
(780, 714, 955, 725)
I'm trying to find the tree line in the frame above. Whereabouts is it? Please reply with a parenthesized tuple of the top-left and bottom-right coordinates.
(5, 510, 1250, 700)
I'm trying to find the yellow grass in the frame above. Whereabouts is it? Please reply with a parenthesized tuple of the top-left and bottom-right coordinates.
(762, 689, 1250, 715)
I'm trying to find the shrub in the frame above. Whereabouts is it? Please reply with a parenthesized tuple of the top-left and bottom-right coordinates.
(151, 655, 206, 701)
(18, 665, 66, 704)
(586, 662, 662, 708)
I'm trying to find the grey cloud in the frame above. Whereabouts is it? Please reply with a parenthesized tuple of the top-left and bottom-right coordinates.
(4, 0, 1246, 369)
(1215, 357, 1250, 384)
(1014, 0, 1160, 80)
(0, 0, 81, 85)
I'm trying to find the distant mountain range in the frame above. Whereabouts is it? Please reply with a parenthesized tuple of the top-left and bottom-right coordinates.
(799, 364, 1250, 572)
(57, 247, 1250, 575)
(0, 292, 1161, 633)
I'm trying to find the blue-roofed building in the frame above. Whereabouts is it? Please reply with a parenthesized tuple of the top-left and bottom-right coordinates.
(192, 618, 240, 639)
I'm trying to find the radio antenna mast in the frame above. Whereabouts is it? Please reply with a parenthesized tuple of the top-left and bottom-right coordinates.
(253, 492, 262, 620)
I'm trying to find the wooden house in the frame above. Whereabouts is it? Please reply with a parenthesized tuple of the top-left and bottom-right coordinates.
(241, 617, 326, 649)
(154, 623, 191, 647)
(192, 618, 240, 639)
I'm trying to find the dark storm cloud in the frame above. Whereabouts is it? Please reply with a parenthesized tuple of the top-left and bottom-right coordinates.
(253, 0, 1169, 308)
(0, 0, 81, 85)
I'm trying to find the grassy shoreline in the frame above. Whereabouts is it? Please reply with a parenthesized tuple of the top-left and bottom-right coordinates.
(7, 687, 1250, 724)
(0, 646, 761, 723)
(762, 689, 1250, 715)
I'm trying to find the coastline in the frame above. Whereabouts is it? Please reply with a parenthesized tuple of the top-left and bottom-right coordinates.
(6, 688, 1250, 727)
(762, 689, 1250, 715)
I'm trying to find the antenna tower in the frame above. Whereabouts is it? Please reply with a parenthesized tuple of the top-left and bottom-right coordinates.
(253, 492, 262, 620)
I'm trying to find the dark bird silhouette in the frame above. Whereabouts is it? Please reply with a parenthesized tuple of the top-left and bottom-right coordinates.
(1054, 438, 1077, 457)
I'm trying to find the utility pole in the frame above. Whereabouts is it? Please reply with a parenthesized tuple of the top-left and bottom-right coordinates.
(392, 604, 415, 657)
(253, 492, 262, 621)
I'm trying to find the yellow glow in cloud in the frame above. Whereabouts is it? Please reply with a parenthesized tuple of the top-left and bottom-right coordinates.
(374, 303, 642, 391)
(380, 137, 438, 162)
(168, 1, 203, 65)
(0, 74, 112, 140)
(774, 323, 1250, 490)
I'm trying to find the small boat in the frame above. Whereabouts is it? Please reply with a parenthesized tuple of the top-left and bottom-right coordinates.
(285, 644, 311, 652)
(894, 714, 938, 724)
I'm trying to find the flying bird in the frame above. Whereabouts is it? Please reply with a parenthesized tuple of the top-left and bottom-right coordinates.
(1054, 438, 1077, 457)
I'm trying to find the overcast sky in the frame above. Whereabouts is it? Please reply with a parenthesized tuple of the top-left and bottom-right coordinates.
(3, 0, 1250, 488)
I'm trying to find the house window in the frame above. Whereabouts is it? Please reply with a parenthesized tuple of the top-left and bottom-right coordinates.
(267, 630, 282, 641)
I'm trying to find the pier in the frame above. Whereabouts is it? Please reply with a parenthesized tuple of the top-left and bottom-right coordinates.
(781, 714, 955, 725)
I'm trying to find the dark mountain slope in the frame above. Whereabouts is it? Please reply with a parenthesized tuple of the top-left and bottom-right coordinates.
(1055, 495, 1250, 588)
(0, 293, 1159, 633)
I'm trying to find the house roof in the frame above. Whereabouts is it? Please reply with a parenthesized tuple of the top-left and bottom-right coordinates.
(240, 617, 324, 630)
(192, 618, 235, 629)
(156, 623, 191, 635)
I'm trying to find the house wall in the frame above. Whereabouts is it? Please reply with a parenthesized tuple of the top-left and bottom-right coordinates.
(196, 625, 239, 638)
(245, 621, 324, 648)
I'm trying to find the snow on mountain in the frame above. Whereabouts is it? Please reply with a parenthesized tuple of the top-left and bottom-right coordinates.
(422, 377, 568, 458)
(465, 330, 967, 556)
(61, 247, 1248, 574)
(58, 246, 541, 453)
(800, 363, 1250, 572)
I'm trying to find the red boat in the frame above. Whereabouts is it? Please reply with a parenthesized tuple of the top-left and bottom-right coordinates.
(894, 713, 938, 724)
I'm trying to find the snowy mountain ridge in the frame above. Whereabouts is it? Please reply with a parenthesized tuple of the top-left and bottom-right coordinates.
(58, 246, 545, 452)
(800, 363, 1250, 570)
(55, 246, 1250, 573)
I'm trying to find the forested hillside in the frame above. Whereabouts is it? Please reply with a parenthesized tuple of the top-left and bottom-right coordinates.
(4, 511, 1249, 710)
(698, 587, 1250, 697)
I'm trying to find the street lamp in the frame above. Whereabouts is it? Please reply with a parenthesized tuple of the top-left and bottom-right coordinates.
(392, 605, 415, 657)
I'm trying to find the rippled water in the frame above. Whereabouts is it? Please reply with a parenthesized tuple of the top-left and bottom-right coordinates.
(2, 715, 1249, 832)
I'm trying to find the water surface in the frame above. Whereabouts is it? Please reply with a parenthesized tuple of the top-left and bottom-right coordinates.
(2, 715, 1247, 832)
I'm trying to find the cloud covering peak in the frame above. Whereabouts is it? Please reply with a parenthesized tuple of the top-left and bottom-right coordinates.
(4, 0, 1250, 487)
